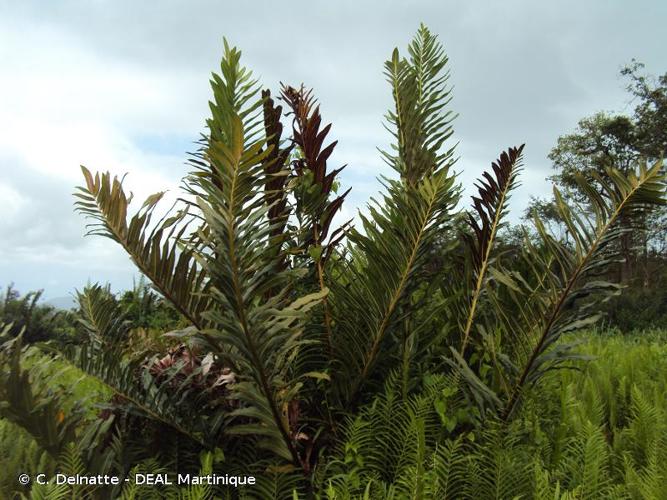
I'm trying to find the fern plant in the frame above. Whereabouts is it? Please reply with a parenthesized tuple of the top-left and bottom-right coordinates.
(1, 23, 665, 499)
(62, 20, 667, 486)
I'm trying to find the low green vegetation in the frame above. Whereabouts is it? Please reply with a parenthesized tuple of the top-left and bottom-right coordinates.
(322, 331, 667, 498)
(0, 285, 76, 344)
(1, 24, 666, 499)
(3, 331, 667, 498)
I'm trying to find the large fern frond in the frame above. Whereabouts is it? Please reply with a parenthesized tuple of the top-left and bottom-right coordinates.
(331, 26, 458, 407)
(280, 85, 350, 358)
(458, 145, 524, 352)
(74, 172, 210, 330)
(188, 43, 326, 468)
(500, 159, 666, 418)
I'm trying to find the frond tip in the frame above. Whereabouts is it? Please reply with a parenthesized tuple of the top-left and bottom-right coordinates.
(460, 144, 525, 352)
(74, 167, 210, 329)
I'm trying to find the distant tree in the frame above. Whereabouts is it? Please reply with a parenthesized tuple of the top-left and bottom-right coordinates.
(622, 60, 667, 161)
(548, 112, 638, 201)
(529, 62, 667, 285)
(117, 277, 182, 331)
(548, 62, 666, 201)
(0, 284, 76, 343)
(619, 63, 667, 283)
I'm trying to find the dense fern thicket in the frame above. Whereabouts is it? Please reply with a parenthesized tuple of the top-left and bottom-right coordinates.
(1, 24, 667, 499)
(3, 332, 667, 498)
(320, 331, 667, 499)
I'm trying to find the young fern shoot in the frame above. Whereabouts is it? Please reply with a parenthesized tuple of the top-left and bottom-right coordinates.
(459, 145, 525, 353)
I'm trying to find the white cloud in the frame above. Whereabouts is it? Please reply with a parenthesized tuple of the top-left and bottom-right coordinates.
(1, 0, 664, 298)
(0, 19, 196, 297)
(0, 182, 27, 218)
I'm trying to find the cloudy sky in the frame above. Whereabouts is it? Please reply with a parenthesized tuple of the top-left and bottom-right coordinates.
(1, 0, 665, 301)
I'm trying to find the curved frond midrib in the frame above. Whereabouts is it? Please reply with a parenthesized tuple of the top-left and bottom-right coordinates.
(503, 168, 657, 419)
(79, 171, 205, 330)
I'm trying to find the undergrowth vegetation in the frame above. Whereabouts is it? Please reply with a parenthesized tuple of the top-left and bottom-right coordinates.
(3, 332, 667, 498)
(1, 24, 666, 499)
(320, 331, 667, 498)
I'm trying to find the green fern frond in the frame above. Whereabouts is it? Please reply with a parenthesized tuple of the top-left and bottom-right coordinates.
(556, 422, 614, 499)
(187, 42, 328, 468)
(74, 170, 211, 330)
(330, 25, 458, 408)
(465, 422, 534, 500)
(430, 437, 468, 499)
(501, 159, 667, 418)
(76, 284, 131, 346)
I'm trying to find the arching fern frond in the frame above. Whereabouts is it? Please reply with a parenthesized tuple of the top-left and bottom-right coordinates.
(74, 170, 210, 330)
(0, 334, 84, 458)
(458, 145, 525, 352)
(500, 159, 666, 418)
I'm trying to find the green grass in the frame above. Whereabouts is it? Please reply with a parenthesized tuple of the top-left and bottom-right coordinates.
(20, 346, 111, 417)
